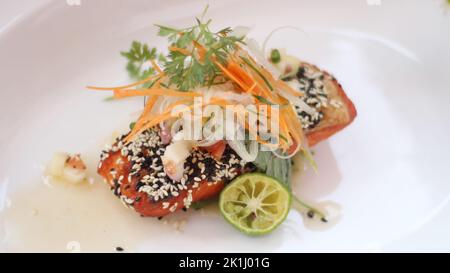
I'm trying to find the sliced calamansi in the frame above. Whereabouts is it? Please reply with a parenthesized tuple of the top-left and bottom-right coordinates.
(219, 173, 291, 235)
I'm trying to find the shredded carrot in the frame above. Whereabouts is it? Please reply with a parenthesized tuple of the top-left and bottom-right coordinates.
(150, 59, 163, 74)
(135, 98, 194, 126)
(278, 115, 292, 148)
(232, 55, 282, 104)
(126, 111, 175, 142)
(131, 95, 158, 137)
(193, 41, 207, 63)
(168, 46, 191, 56)
(248, 82, 257, 93)
(126, 98, 225, 142)
(213, 60, 248, 91)
(113, 88, 201, 99)
(92, 39, 307, 153)
(87, 74, 160, 91)
(283, 106, 303, 150)
(127, 97, 229, 142)
(142, 95, 158, 116)
(227, 62, 255, 89)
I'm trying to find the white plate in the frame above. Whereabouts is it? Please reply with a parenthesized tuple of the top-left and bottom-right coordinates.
(1, 0, 450, 252)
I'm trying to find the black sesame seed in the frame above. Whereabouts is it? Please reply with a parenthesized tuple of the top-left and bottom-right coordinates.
(113, 179, 120, 196)
(107, 128, 251, 209)
(244, 163, 257, 173)
(282, 65, 329, 130)
(116, 247, 124, 252)
(307, 210, 315, 218)
(135, 182, 145, 191)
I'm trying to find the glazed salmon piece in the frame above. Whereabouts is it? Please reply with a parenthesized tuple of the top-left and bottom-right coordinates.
(98, 130, 250, 217)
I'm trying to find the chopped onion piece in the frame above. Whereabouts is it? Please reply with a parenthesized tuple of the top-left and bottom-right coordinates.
(159, 123, 172, 144)
(213, 91, 254, 105)
(245, 38, 282, 79)
(230, 26, 251, 39)
(227, 140, 258, 162)
(277, 86, 316, 116)
(48, 153, 87, 184)
(48, 152, 68, 178)
(272, 145, 300, 159)
(162, 159, 185, 182)
(197, 119, 222, 147)
(62, 166, 87, 184)
(272, 51, 301, 77)
(162, 140, 194, 181)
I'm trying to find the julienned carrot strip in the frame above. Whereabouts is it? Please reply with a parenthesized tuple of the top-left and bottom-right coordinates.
(126, 106, 184, 142)
(278, 115, 292, 148)
(126, 112, 174, 141)
(87, 74, 161, 91)
(257, 66, 303, 99)
(225, 57, 272, 99)
(227, 63, 254, 87)
(283, 106, 303, 149)
(168, 46, 191, 56)
(213, 60, 248, 91)
(138, 98, 194, 126)
(113, 88, 201, 99)
(255, 79, 280, 104)
(113, 89, 146, 98)
(233, 56, 281, 104)
(142, 95, 158, 116)
(130, 95, 158, 138)
(150, 59, 163, 74)
(248, 82, 257, 93)
(104, 43, 306, 150)
(240, 51, 299, 100)
(193, 41, 206, 63)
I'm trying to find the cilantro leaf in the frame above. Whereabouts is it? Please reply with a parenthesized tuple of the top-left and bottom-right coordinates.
(121, 41, 159, 86)
(156, 18, 245, 91)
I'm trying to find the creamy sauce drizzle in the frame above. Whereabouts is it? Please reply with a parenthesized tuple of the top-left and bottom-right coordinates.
(0, 133, 340, 252)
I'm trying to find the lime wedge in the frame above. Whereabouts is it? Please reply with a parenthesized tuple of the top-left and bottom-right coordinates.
(219, 173, 291, 235)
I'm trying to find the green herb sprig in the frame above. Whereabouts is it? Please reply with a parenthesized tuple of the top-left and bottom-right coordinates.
(155, 19, 245, 90)
(120, 5, 245, 91)
(121, 41, 158, 81)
